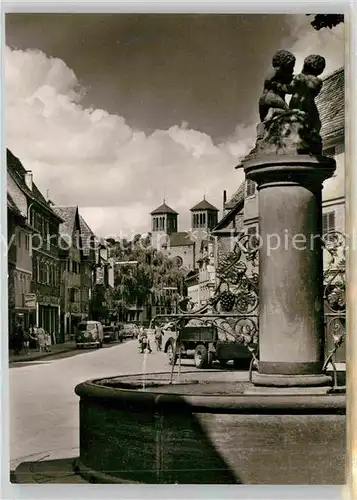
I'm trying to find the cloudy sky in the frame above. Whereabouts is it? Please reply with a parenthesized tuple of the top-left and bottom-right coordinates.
(5, 14, 344, 238)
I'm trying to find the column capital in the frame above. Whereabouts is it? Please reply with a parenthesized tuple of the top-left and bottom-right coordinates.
(244, 154, 336, 189)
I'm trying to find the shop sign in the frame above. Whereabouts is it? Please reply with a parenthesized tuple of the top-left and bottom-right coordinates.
(38, 295, 60, 307)
(24, 293, 37, 309)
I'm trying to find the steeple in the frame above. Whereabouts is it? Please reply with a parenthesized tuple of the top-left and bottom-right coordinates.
(150, 201, 178, 235)
(190, 197, 219, 231)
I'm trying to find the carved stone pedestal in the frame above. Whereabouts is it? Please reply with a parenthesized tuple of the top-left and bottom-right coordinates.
(244, 155, 336, 388)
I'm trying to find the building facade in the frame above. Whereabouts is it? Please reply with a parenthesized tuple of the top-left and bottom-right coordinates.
(7, 193, 33, 343)
(7, 149, 63, 343)
(52, 206, 96, 340)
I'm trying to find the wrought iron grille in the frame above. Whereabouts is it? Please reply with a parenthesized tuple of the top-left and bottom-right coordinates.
(151, 230, 346, 388)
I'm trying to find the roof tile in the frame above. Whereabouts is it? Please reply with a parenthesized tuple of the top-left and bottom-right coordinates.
(190, 199, 218, 211)
(315, 67, 344, 141)
(151, 202, 178, 215)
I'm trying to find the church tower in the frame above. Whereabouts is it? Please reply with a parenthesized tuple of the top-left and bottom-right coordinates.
(190, 197, 219, 264)
(190, 197, 219, 235)
(150, 200, 178, 250)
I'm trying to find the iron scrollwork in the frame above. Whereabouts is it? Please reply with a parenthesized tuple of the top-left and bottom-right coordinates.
(322, 231, 346, 389)
(153, 230, 346, 386)
(170, 233, 260, 376)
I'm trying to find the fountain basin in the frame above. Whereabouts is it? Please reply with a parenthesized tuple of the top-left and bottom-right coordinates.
(74, 371, 346, 484)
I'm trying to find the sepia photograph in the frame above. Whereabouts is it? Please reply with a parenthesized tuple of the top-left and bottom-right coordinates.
(4, 12, 347, 486)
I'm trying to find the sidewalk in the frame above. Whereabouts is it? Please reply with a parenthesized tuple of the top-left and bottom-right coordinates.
(9, 341, 76, 364)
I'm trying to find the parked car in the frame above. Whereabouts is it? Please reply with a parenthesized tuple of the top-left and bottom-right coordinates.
(75, 321, 104, 349)
(122, 323, 139, 339)
(103, 325, 123, 343)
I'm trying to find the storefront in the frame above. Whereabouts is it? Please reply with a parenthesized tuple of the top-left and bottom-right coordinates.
(36, 294, 61, 344)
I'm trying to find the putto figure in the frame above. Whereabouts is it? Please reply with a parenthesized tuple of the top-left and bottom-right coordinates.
(258, 49, 296, 122)
(289, 54, 326, 133)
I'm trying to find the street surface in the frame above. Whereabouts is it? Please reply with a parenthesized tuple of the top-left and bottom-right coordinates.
(10, 335, 196, 469)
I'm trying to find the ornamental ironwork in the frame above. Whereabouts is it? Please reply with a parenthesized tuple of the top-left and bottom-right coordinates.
(322, 231, 346, 390)
(152, 229, 346, 388)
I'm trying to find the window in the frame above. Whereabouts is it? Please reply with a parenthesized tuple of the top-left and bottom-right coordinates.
(73, 261, 80, 274)
(199, 212, 206, 227)
(29, 208, 34, 227)
(323, 211, 336, 239)
(25, 234, 30, 251)
(174, 256, 183, 268)
(246, 179, 256, 197)
(17, 231, 21, 247)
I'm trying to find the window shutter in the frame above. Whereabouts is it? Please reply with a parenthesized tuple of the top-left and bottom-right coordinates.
(328, 211, 336, 232)
(323, 210, 336, 238)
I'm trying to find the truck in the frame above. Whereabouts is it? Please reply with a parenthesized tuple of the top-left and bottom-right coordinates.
(162, 323, 253, 369)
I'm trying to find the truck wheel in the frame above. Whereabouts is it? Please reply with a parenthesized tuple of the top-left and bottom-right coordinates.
(167, 342, 177, 365)
(194, 344, 209, 369)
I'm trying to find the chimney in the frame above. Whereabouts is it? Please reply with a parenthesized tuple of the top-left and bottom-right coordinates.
(223, 190, 227, 208)
(25, 170, 33, 191)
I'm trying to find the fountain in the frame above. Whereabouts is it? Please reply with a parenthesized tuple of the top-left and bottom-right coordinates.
(13, 51, 346, 484)
(71, 52, 346, 485)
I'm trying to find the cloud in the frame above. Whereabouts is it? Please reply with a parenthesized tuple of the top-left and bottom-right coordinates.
(5, 18, 344, 237)
(6, 46, 252, 236)
(286, 16, 344, 76)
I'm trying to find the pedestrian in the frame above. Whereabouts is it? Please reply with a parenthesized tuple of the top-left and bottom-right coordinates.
(13, 321, 24, 355)
(138, 329, 152, 354)
(155, 327, 163, 351)
(29, 326, 38, 351)
(22, 329, 31, 355)
(45, 332, 52, 352)
(37, 328, 46, 353)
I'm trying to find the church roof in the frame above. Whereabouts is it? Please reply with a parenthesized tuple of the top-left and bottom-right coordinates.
(151, 202, 178, 215)
(190, 199, 218, 212)
(315, 67, 344, 143)
(169, 231, 195, 247)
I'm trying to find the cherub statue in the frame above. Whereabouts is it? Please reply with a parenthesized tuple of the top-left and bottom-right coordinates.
(288, 54, 326, 133)
(258, 50, 296, 122)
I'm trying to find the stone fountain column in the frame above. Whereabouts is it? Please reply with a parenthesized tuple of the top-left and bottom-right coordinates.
(244, 155, 336, 389)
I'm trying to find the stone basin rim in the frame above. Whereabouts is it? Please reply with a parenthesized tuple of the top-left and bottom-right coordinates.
(74, 372, 346, 414)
